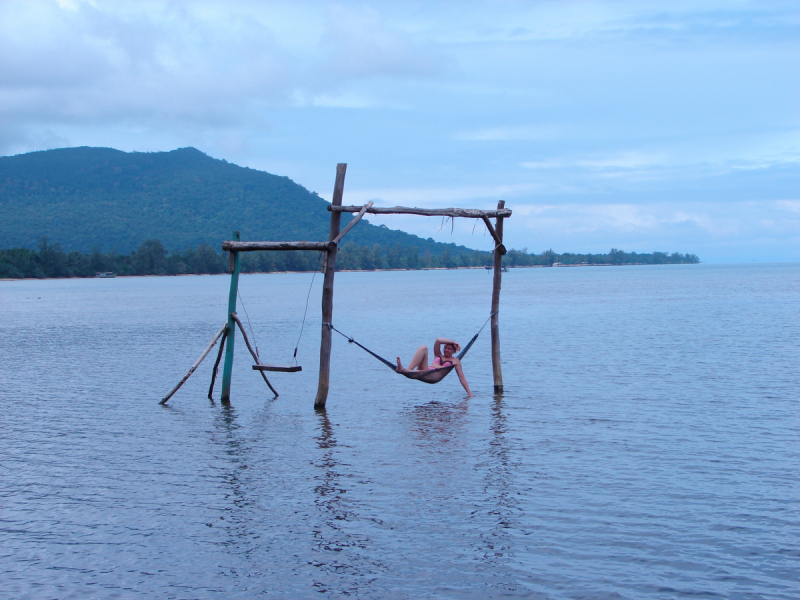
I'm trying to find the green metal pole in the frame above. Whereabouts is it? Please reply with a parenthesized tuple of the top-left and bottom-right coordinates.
(221, 231, 240, 405)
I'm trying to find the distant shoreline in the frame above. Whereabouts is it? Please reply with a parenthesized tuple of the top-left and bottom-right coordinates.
(0, 262, 699, 282)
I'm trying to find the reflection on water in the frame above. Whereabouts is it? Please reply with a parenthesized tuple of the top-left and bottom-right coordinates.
(311, 410, 383, 595)
(211, 407, 251, 508)
(404, 399, 469, 448)
(209, 406, 259, 574)
(481, 393, 516, 564)
(312, 410, 346, 556)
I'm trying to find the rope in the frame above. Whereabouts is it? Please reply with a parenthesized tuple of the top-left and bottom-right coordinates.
(474, 311, 496, 337)
(291, 251, 324, 366)
(326, 323, 398, 371)
(237, 289, 259, 359)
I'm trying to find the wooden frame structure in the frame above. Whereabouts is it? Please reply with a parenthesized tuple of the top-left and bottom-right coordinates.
(160, 163, 511, 409)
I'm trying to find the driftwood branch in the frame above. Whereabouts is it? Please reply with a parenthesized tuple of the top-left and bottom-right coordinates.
(329, 205, 512, 219)
(208, 325, 229, 401)
(161, 323, 228, 405)
(332, 201, 373, 245)
(481, 215, 507, 255)
(222, 241, 333, 252)
(230, 313, 280, 398)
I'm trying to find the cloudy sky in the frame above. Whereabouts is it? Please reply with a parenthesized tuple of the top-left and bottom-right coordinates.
(2, 0, 798, 261)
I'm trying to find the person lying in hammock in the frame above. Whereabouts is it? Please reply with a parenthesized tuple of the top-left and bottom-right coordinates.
(396, 338, 473, 396)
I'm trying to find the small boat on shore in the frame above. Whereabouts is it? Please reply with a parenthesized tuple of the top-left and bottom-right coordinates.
(95, 272, 116, 278)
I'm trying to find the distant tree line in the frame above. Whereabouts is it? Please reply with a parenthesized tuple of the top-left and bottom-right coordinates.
(503, 247, 700, 267)
(0, 237, 699, 279)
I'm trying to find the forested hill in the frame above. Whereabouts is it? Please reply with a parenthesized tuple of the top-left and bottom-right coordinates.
(0, 146, 474, 255)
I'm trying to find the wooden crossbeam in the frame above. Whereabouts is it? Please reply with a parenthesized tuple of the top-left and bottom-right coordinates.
(222, 241, 333, 252)
(329, 205, 512, 219)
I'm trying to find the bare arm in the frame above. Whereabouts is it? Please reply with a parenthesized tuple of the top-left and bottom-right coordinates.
(433, 338, 460, 359)
(453, 359, 473, 397)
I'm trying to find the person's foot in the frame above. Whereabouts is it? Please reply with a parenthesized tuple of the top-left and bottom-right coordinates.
(396, 357, 404, 371)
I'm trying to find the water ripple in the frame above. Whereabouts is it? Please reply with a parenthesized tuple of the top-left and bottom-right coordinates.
(0, 264, 797, 598)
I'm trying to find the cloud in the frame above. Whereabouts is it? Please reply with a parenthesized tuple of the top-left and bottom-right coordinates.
(424, 0, 800, 45)
(340, 175, 800, 261)
(316, 4, 446, 83)
(457, 125, 567, 142)
(0, 2, 295, 132)
(576, 153, 667, 170)
(522, 152, 667, 170)
(344, 183, 544, 208)
(503, 199, 800, 260)
(776, 199, 800, 212)
(0, 1, 449, 151)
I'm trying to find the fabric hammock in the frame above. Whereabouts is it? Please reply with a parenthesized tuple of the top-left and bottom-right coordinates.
(326, 312, 495, 384)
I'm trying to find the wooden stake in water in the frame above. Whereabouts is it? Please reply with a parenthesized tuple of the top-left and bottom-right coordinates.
(491, 201, 505, 393)
(315, 163, 347, 410)
(221, 231, 241, 405)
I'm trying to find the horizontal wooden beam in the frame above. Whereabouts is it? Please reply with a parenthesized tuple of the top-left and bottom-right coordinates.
(332, 201, 373, 246)
(222, 241, 333, 252)
(329, 205, 512, 219)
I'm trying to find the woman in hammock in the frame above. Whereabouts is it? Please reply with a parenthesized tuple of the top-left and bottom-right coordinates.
(396, 338, 473, 396)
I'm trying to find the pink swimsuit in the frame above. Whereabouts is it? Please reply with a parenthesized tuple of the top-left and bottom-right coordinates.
(429, 356, 453, 370)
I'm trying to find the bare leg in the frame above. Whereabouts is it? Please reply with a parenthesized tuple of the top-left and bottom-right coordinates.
(397, 345, 429, 372)
(409, 345, 429, 370)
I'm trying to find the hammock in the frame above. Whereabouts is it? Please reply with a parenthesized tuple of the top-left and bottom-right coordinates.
(326, 312, 495, 384)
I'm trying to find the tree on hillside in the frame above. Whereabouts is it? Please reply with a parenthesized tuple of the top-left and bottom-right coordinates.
(135, 239, 167, 274)
(38, 236, 68, 278)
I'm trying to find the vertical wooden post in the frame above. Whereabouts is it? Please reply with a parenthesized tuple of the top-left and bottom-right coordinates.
(491, 201, 505, 393)
(221, 231, 241, 405)
(314, 164, 347, 410)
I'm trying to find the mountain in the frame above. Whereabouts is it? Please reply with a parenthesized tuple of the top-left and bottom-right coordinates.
(0, 146, 473, 255)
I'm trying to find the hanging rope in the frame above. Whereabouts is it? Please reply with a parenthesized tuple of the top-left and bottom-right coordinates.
(291, 251, 324, 367)
(237, 289, 259, 359)
(234, 251, 323, 368)
(326, 323, 398, 371)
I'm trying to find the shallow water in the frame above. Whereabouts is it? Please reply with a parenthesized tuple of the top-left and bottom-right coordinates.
(1, 264, 798, 599)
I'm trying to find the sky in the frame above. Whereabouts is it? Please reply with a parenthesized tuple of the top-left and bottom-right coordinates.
(1, 0, 798, 262)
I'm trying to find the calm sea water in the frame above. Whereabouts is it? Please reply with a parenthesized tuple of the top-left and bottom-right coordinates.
(1, 264, 797, 599)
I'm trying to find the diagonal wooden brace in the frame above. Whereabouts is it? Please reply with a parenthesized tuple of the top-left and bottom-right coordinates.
(230, 313, 280, 398)
(161, 323, 228, 405)
(481, 215, 507, 255)
(332, 201, 373, 246)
